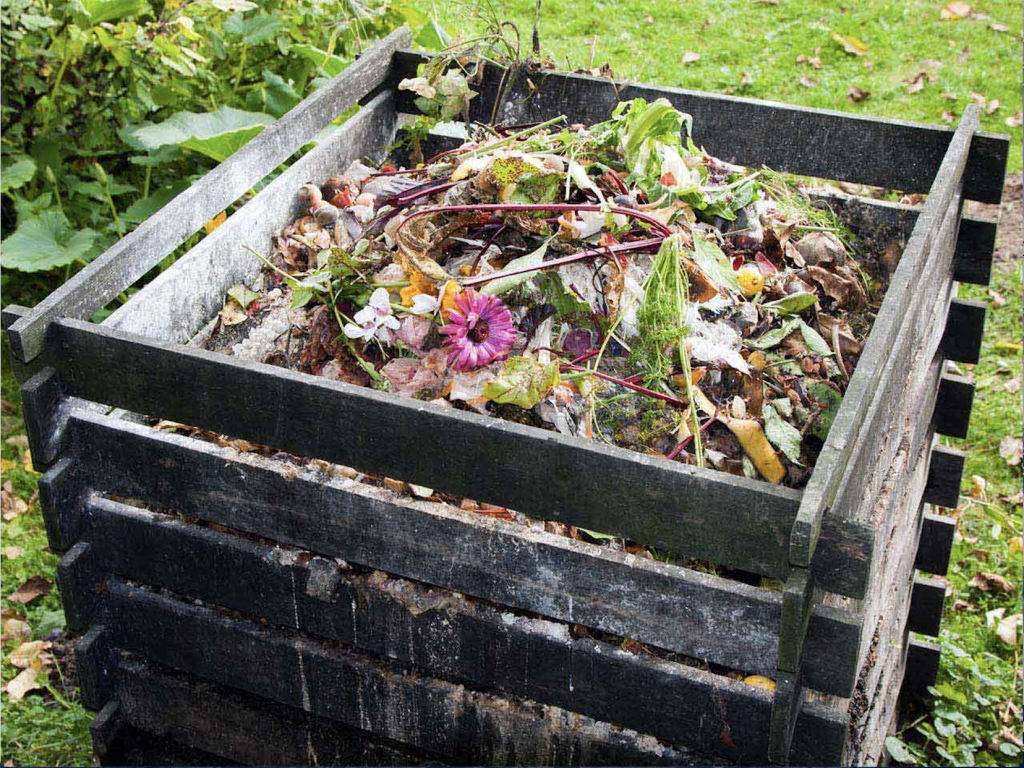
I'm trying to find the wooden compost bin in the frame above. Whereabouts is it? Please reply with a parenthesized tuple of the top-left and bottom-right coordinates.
(2, 27, 1010, 766)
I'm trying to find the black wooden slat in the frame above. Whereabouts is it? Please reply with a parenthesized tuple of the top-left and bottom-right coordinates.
(99, 584, 799, 767)
(75, 625, 112, 710)
(908, 576, 946, 637)
(109, 657, 446, 768)
(61, 412, 862, 697)
(915, 512, 956, 576)
(391, 51, 1009, 204)
(789, 106, 978, 575)
(20, 366, 68, 472)
(924, 445, 966, 509)
(933, 373, 975, 439)
(942, 298, 987, 364)
(89, 702, 126, 763)
(6, 28, 413, 365)
(46, 319, 801, 581)
(37, 457, 87, 553)
(901, 638, 941, 699)
(954, 216, 999, 285)
(73, 497, 849, 763)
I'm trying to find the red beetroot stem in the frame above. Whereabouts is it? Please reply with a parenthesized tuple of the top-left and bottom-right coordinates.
(561, 363, 687, 407)
(463, 237, 663, 288)
(666, 407, 720, 460)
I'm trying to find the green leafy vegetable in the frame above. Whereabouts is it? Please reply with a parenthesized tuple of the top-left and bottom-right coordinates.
(762, 291, 818, 315)
(0, 211, 99, 272)
(763, 402, 803, 464)
(483, 356, 561, 409)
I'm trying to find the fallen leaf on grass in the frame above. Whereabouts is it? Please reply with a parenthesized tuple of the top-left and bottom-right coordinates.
(832, 32, 868, 56)
(1004, 376, 1021, 393)
(796, 54, 822, 69)
(847, 85, 870, 103)
(904, 73, 927, 93)
(3, 546, 24, 559)
(999, 435, 1023, 466)
(1, 482, 28, 521)
(987, 608, 1023, 646)
(0, 399, 16, 415)
(1, 618, 31, 644)
(969, 91, 987, 105)
(8, 639, 52, 669)
(969, 474, 987, 499)
(740, 71, 754, 87)
(940, 2, 971, 20)
(1009, 537, 1023, 553)
(969, 571, 1015, 593)
(1003, 490, 1024, 506)
(799, 75, 817, 89)
(941, 91, 958, 101)
(1005, 111, 1023, 128)
(941, 110, 958, 123)
(4, 435, 28, 449)
(986, 99, 1001, 114)
(989, 22, 1009, 32)
(6, 576, 51, 604)
(4, 667, 41, 701)
(681, 51, 701, 65)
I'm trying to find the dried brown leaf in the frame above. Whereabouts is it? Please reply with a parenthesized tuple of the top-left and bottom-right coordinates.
(846, 85, 870, 103)
(681, 51, 701, 65)
(999, 435, 1023, 466)
(7, 576, 51, 604)
(940, 2, 971, 20)
(969, 571, 1016, 593)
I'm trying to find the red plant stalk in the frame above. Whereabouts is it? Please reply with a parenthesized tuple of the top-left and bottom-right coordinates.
(560, 363, 688, 407)
(666, 407, 720, 460)
(462, 237, 664, 287)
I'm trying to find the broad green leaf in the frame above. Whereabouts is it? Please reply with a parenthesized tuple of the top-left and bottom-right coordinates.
(290, 44, 348, 77)
(481, 241, 548, 296)
(245, 70, 301, 117)
(414, 19, 452, 50)
(747, 318, 800, 350)
(763, 402, 803, 464)
(577, 527, 618, 540)
(806, 381, 842, 441)
(797, 319, 833, 356)
(209, 0, 257, 11)
(691, 234, 740, 292)
(762, 291, 818, 315)
(884, 737, 914, 765)
(78, 0, 144, 23)
(227, 284, 259, 310)
(0, 157, 36, 194)
(123, 184, 188, 224)
(0, 211, 99, 273)
(224, 13, 284, 45)
(124, 106, 275, 162)
(483, 356, 561, 409)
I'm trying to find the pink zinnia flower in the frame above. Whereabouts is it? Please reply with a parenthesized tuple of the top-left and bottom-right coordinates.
(439, 289, 516, 371)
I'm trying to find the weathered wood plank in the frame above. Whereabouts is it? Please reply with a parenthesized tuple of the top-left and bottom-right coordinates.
(100, 584, 724, 767)
(96, 723, 244, 768)
(89, 701, 126, 762)
(941, 298, 987, 364)
(391, 52, 1009, 203)
(790, 106, 978, 575)
(45, 319, 808, 583)
(908, 576, 946, 637)
(105, 91, 397, 345)
(6, 28, 412, 365)
(62, 411, 861, 696)
(20, 366, 69, 472)
(933, 372, 975, 439)
(915, 512, 956, 576)
(37, 457, 88, 553)
(924, 444, 966, 509)
(73, 495, 849, 761)
(75, 625, 113, 710)
(901, 637, 941, 700)
(111, 657, 445, 767)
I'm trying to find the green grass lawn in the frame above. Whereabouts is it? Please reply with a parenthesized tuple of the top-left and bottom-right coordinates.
(2, 1, 1021, 765)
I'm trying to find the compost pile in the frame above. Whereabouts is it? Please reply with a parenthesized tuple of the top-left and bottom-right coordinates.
(211, 97, 884, 489)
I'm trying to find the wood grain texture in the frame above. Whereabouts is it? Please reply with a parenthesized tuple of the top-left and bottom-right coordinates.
(72, 495, 848, 763)
(901, 638, 941, 700)
(391, 51, 1008, 203)
(924, 444, 966, 509)
(790, 106, 978, 575)
(100, 584, 724, 767)
(105, 91, 397, 345)
(110, 657, 446, 767)
(60, 410, 861, 696)
(942, 298, 987, 364)
(933, 372, 975, 439)
(6, 27, 412, 364)
(47, 319, 803, 582)
(908, 576, 946, 637)
(915, 512, 956, 576)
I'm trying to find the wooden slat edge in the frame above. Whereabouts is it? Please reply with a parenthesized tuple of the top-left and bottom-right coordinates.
(6, 27, 412, 364)
(924, 444, 966, 509)
(942, 298, 987, 364)
(915, 512, 956, 576)
(908, 575, 946, 637)
(933, 372, 975, 439)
